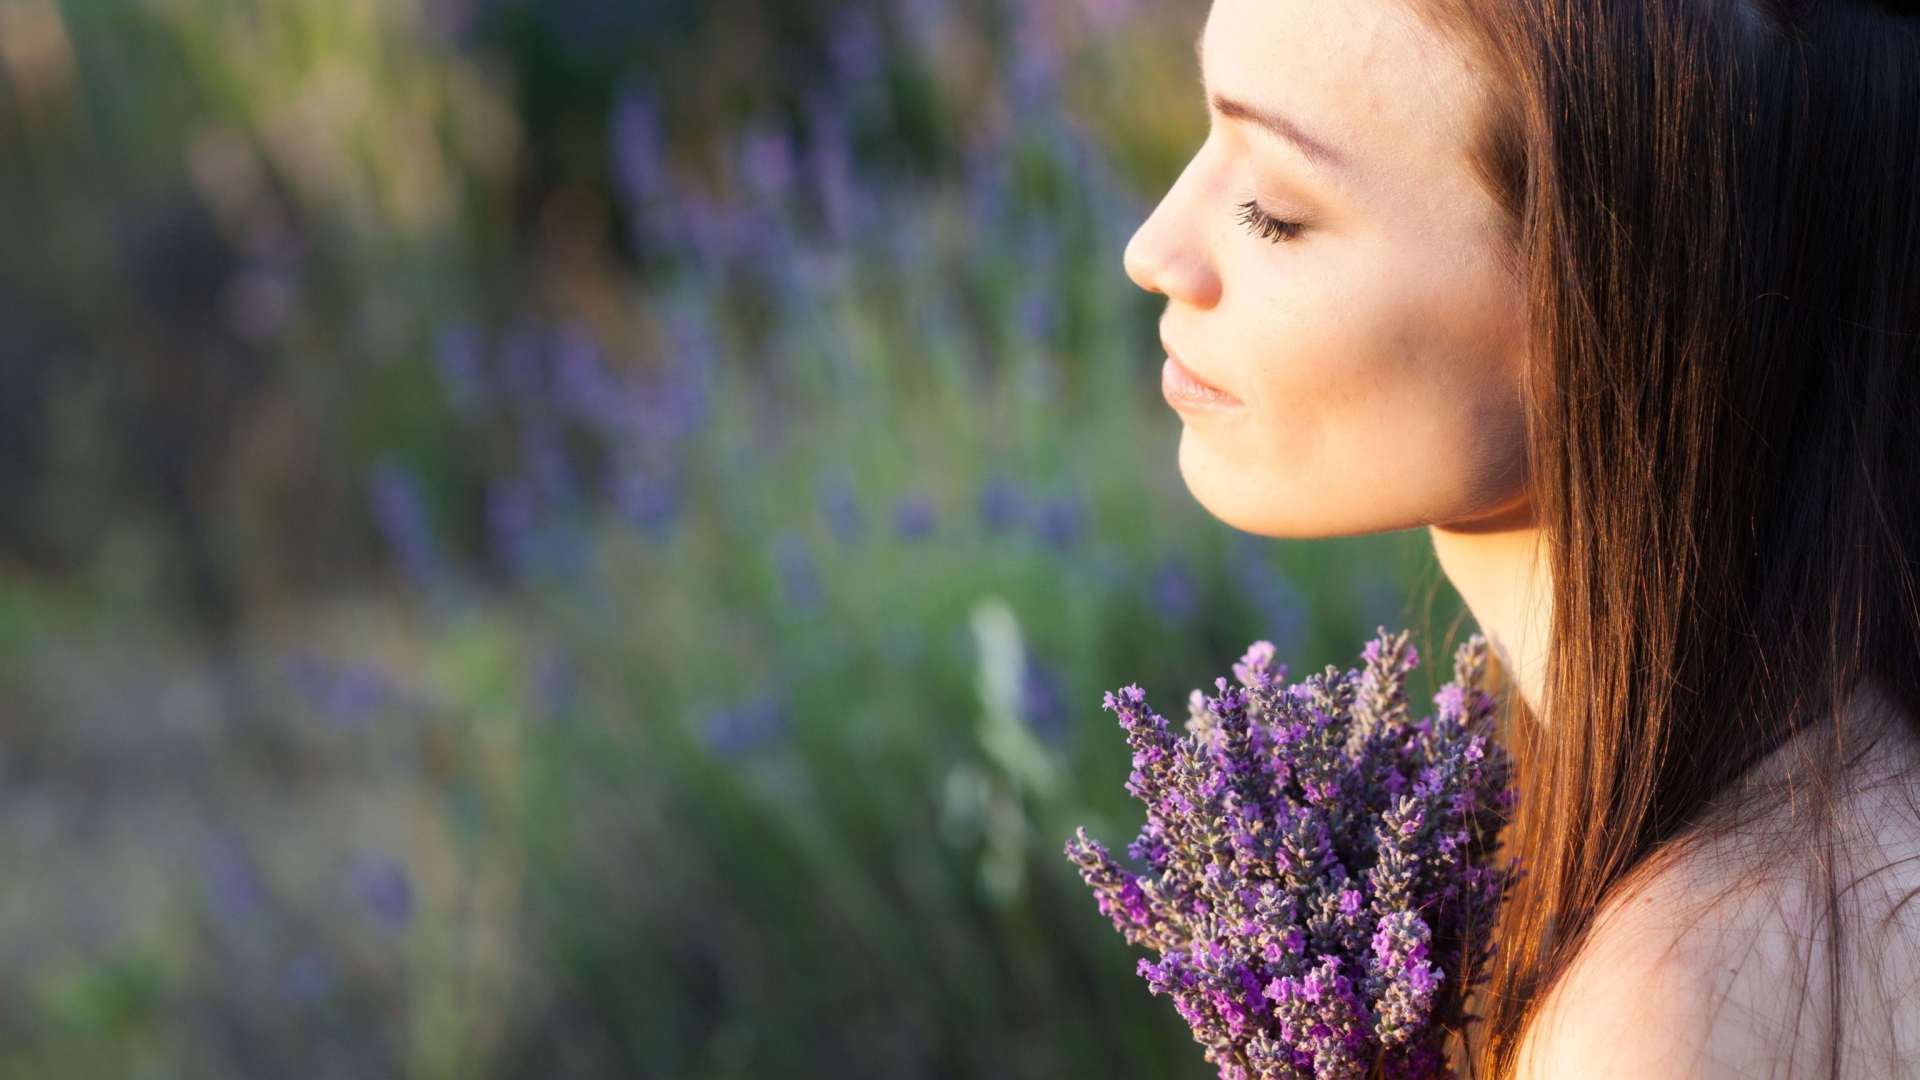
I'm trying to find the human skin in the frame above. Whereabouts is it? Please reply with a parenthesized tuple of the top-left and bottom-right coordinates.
(1121, 0, 1920, 1074)
(1120, 0, 1551, 707)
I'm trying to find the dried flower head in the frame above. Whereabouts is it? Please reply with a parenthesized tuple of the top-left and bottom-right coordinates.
(1067, 631, 1517, 1080)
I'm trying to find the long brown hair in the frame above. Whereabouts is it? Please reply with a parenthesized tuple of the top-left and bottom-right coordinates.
(1430, 0, 1920, 1074)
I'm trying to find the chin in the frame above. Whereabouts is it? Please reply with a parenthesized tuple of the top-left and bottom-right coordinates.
(1175, 428, 1448, 540)
(1178, 432, 1327, 539)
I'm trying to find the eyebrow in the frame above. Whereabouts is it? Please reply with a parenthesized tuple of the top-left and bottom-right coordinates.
(1210, 92, 1349, 172)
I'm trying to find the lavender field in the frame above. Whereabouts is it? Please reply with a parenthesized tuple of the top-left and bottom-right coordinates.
(0, 0, 1456, 1076)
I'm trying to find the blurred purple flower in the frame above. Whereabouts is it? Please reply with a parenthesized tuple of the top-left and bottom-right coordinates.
(963, 146, 1013, 233)
(281, 647, 329, 698)
(742, 125, 798, 205)
(636, 370, 711, 447)
(1361, 579, 1407, 636)
(281, 651, 389, 730)
(328, 663, 388, 728)
(1018, 289, 1055, 342)
(901, 0, 947, 53)
(1010, 0, 1063, 112)
(700, 696, 788, 759)
(609, 78, 664, 208)
(1150, 559, 1200, 622)
(603, 319, 711, 452)
(1023, 656, 1070, 744)
(486, 476, 539, 577)
(497, 320, 546, 402)
(551, 320, 618, 426)
(281, 949, 337, 1008)
(368, 458, 441, 587)
(349, 851, 415, 931)
(433, 322, 489, 416)
(1079, 0, 1140, 32)
(1236, 537, 1309, 655)
(607, 461, 682, 536)
(520, 416, 577, 505)
(772, 530, 822, 610)
(894, 496, 936, 541)
(807, 97, 871, 242)
(980, 477, 1028, 533)
(201, 832, 266, 921)
(818, 481, 863, 545)
(1033, 493, 1086, 550)
(665, 309, 719, 386)
(679, 192, 749, 269)
(827, 8, 886, 85)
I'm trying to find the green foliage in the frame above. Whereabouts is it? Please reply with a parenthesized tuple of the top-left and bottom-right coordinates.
(0, 0, 1467, 1077)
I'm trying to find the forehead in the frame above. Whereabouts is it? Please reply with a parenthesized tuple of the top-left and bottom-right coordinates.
(1201, 0, 1485, 188)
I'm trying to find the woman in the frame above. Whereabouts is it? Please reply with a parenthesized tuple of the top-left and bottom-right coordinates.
(1122, 0, 1920, 1076)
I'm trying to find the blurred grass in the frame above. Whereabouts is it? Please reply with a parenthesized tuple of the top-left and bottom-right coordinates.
(0, 0, 1469, 1077)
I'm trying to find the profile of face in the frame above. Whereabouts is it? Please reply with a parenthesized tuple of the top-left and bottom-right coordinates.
(1124, 0, 1531, 539)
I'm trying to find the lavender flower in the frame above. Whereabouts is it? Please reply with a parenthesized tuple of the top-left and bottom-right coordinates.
(980, 477, 1028, 533)
(1009, 0, 1063, 112)
(201, 831, 266, 921)
(700, 696, 789, 759)
(607, 460, 682, 537)
(826, 8, 886, 86)
(1152, 558, 1201, 621)
(1033, 493, 1086, 549)
(486, 475, 540, 575)
(740, 123, 798, 205)
(281, 651, 390, 730)
(1023, 654, 1070, 744)
(609, 79, 665, 209)
(349, 851, 415, 930)
(1237, 538, 1309, 656)
(894, 496, 936, 541)
(818, 481, 864, 545)
(432, 321, 489, 416)
(281, 949, 338, 1008)
(771, 530, 822, 610)
(368, 458, 441, 587)
(1068, 631, 1516, 1080)
(551, 320, 618, 425)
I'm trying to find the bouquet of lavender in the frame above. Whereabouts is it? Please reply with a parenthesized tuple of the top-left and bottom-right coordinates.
(1066, 632, 1516, 1080)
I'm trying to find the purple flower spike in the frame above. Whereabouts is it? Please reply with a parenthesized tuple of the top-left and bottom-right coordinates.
(893, 496, 936, 541)
(349, 851, 415, 930)
(367, 459, 440, 587)
(201, 831, 266, 921)
(1069, 631, 1517, 1080)
(1232, 640, 1281, 688)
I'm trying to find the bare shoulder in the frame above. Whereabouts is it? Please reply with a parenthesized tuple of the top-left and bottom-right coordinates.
(1517, 689, 1920, 1080)
(1514, 848, 1833, 1080)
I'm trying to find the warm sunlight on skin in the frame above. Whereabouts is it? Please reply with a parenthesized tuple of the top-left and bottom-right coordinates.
(1123, 0, 1550, 707)
(1123, 0, 1530, 541)
(1126, 6, 1920, 1076)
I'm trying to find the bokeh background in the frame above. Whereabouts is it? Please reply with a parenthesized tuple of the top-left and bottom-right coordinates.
(0, 0, 1468, 1076)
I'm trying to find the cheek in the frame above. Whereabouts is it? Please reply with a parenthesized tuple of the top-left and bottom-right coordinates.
(1177, 236, 1527, 536)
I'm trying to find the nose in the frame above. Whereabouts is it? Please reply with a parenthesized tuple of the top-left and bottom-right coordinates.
(1122, 155, 1222, 309)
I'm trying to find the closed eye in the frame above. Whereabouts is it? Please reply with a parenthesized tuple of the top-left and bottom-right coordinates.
(1238, 199, 1304, 243)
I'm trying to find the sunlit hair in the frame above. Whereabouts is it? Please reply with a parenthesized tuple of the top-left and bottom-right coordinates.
(1423, 0, 1920, 1075)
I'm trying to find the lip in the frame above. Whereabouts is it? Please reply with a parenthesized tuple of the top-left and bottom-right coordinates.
(1160, 346, 1244, 412)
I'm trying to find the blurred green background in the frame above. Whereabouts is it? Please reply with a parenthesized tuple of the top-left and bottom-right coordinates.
(0, 0, 1465, 1076)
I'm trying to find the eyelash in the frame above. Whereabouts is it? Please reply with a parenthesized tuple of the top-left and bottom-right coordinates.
(1237, 199, 1305, 244)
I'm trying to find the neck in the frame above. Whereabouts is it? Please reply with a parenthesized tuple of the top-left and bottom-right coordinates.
(1428, 501, 1551, 715)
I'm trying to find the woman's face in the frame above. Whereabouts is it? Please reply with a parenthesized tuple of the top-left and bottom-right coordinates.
(1125, 0, 1530, 538)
